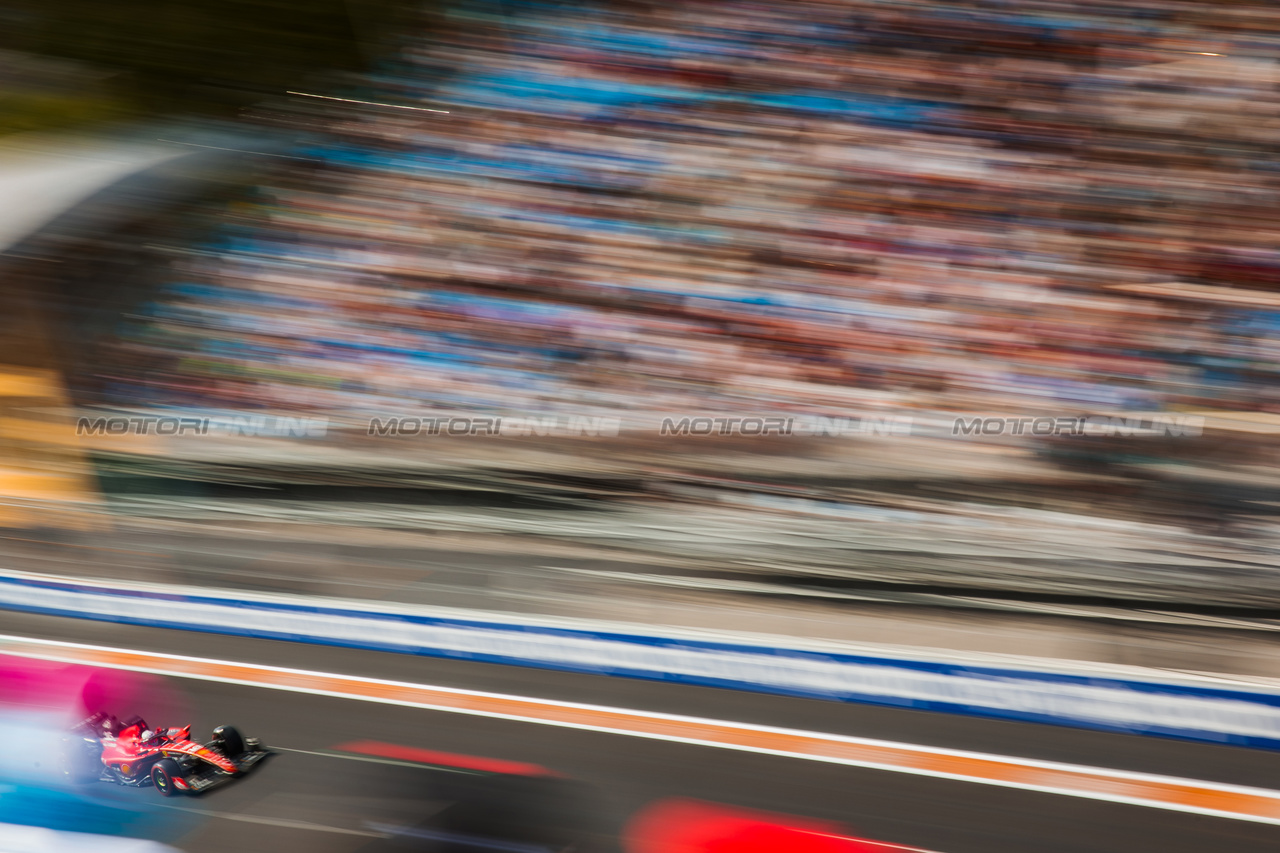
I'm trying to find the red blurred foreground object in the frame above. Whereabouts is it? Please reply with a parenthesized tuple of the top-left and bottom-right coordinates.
(336, 740, 561, 777)
(0, 656, 87, 710)
(0, 653, 190, 730)
(625, 799, 927, 853)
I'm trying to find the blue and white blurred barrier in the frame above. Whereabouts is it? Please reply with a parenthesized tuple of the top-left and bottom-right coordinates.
(0, 826, 181, 853)
(2, 571, 1280, 749)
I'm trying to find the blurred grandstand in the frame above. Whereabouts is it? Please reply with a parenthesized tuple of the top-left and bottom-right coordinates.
(6, 0, 1280, 615)
(98, 0, 1280, 419)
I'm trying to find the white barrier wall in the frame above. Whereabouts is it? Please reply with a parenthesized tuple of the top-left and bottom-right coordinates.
(3, 571, 1280, 749)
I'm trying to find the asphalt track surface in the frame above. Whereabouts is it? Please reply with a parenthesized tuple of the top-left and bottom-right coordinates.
(5, 609, 1280, 853)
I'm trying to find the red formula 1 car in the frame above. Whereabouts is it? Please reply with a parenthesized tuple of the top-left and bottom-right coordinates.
(62, 712, 270, 796)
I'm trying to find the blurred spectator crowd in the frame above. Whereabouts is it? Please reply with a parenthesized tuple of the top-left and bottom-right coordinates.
(107, 0, 1280, 417)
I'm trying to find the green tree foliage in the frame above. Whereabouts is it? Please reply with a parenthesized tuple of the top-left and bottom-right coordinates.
(4, 0, 412, 121)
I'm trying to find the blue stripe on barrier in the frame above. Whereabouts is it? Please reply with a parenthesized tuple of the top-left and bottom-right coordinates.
(2, 574, 1279, 750)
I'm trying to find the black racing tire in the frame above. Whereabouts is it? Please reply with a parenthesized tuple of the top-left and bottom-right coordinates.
(212, 725, 245, 757)
(150, 758, 182, 797)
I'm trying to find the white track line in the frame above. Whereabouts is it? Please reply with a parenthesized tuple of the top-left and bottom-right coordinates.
(270, 745, 476, 773)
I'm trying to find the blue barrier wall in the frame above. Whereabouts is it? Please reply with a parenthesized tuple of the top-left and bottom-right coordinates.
(3, 572, 1280, 749)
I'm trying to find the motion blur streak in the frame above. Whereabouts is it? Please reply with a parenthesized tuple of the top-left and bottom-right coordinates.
(335, 739, 561, 776)
(624, 799, 931, 853)
(5, 633, 1280, 826)
(286, 91, 449, 113)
